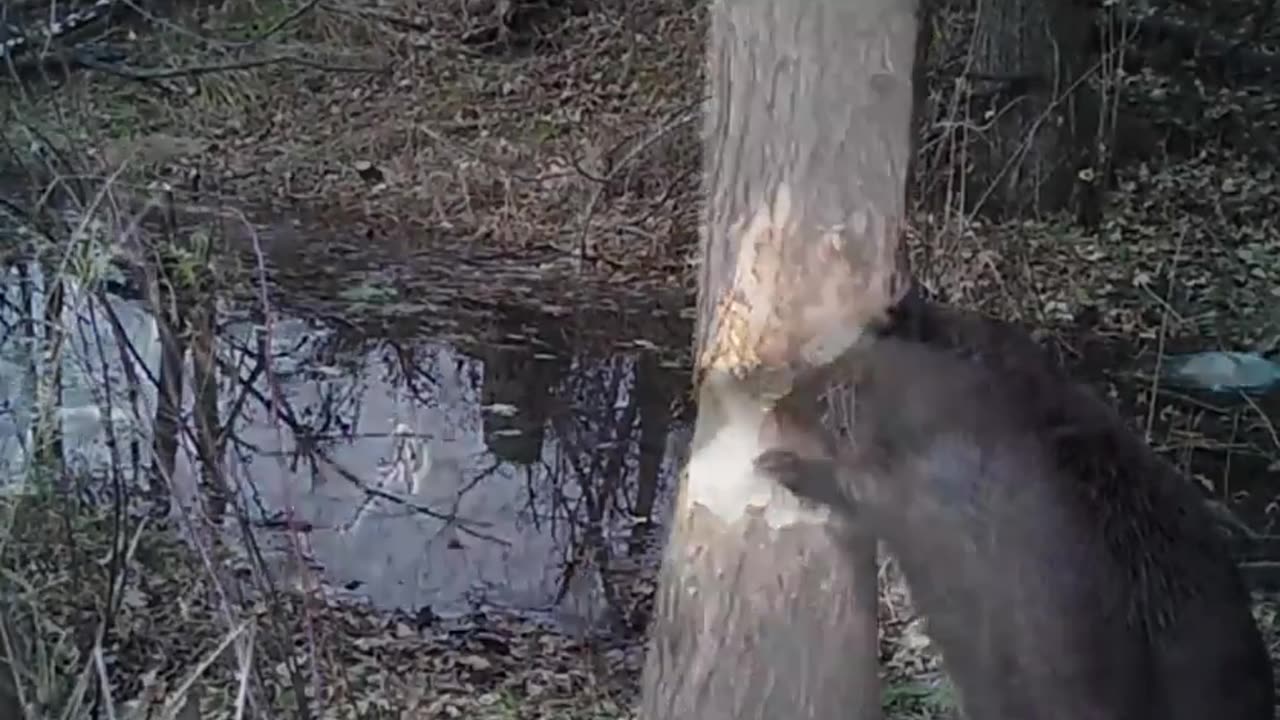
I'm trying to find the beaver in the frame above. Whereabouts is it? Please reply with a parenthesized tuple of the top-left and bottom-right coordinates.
(755, 297, 1274, 720)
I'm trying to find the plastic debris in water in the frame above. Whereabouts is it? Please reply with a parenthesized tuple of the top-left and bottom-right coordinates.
(1160, 351, 1280, 394)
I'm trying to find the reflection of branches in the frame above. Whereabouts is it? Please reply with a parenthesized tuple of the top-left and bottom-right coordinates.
(451, 457, 503, 507)
(216, 351, 267, 452)
(545, 357, 644, 632)
(383, 340, 439, 407)
(552, 356, 638, 511)
(218, 355, 322, 476)
(216, 339, 367, 491)
(215, 360, 510, 547)
(522, 457, 555, 535)
(317, 454, 511, 547)
(600, 366, 642, 509)
(72, 52, 388, 82)
(96, 288, 157, 482)
(77, 293, 134, 506)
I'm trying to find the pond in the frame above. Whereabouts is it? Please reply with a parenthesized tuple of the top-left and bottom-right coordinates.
(0, 259, 695, 632)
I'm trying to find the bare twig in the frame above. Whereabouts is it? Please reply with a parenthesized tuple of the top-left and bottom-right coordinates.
(1144, 225, 1186, 441)
(245, 0, 325, 47)
(73, 52, 388, 81)
(318, 452, 512, 547)
(574, 102, 699, 263)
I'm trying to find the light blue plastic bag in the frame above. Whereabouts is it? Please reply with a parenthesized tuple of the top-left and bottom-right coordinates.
(1161, 351, 1280, 395)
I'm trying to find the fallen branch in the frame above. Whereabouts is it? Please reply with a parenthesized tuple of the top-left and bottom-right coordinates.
(243, 0, 324, 47)
(318, 3, 435, 35)
(74, 51, 390, 80)
(2, 44, 389, 84)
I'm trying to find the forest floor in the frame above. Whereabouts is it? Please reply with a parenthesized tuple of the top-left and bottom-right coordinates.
(2, 0, 1280, 717)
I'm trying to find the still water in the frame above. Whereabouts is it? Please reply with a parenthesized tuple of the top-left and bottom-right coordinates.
(0, 262, 694, 630)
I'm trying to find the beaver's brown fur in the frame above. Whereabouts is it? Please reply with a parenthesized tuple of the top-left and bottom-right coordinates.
(755, 295, 1274, 720)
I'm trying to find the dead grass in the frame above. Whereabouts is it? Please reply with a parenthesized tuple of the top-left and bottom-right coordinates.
(0, 493, 643, 718)
(7, 0, 704, 289)
(3, 490, 1276, 718)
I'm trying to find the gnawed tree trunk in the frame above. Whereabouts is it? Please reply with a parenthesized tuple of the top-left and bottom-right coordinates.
(639, 0, 919, 717)
(967, 0, 1099, 221)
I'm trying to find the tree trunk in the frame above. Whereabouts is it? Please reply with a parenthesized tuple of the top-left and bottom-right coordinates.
(148, 304, 185, 514)
(191, 297, 226, 526)
(639, 0, 919, 717)
(967, 0, 1098, 221)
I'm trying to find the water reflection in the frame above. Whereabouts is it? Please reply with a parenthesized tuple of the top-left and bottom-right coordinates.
(0, 263, 693, 632)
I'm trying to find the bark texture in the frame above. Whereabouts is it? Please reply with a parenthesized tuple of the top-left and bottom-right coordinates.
(639, 0, 920, 718)
(694, 0, 917, 393)
(967, 0, 1098, 220)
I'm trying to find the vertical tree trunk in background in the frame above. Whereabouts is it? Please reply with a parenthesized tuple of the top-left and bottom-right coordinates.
(639, 0, 919, 717)
(148, 307, 185, 514)
(967, 0, 1098, 220)
(191, 299, 226, 525)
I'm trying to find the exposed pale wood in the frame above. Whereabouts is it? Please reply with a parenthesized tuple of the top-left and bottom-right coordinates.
(694, 0, 917, 395)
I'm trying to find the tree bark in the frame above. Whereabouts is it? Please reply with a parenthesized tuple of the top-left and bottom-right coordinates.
(967, 0, 1098, 221)
(639, 0, 919, 717)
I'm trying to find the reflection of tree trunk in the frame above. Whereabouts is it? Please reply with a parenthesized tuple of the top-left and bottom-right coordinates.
(139, 197, 196, 516)
(640, 0, 918, 717)
(479, 344, 566, 465)
(629, 353, 672, 557)
(190, 300, 226, 525)
(967, 0, 1098, 221)
(595, 364, 643, 631)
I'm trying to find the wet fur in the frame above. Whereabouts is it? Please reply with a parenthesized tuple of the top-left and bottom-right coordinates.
(756, 296, 1274, 720)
